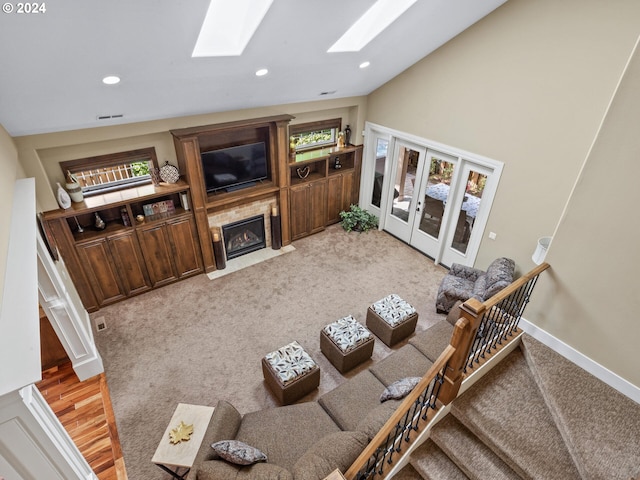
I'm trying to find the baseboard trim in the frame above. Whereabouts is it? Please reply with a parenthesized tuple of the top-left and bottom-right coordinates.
(519, 318, 640, 405)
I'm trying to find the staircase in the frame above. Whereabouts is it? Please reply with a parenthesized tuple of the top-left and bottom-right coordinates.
(397, 335, 640, 480)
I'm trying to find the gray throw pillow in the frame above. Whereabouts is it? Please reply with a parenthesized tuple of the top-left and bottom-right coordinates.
(211, 440, 267, 465)
(380, 377, 422, 402)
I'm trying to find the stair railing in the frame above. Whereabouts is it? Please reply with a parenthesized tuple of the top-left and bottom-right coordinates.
(344, 327, 462, 480)
(465, 262, 549, 374)
(345, 262, 550, 479)
(441, 261, 549, 402)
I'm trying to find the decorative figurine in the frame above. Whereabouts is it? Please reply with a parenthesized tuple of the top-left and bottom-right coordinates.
(344, 125, 351, 146)
(94, 212, 106, 230)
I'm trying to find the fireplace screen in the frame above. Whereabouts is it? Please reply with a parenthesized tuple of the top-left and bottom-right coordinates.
(222, 215, 266, 260)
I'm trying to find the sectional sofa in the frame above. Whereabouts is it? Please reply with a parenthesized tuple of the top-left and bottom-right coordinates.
(189, 316, 457, 480)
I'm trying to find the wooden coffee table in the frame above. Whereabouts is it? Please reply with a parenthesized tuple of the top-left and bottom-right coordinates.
(152, 403, 215, 479)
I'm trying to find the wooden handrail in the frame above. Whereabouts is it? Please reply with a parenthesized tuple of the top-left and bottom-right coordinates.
(344, 343, 457, 480)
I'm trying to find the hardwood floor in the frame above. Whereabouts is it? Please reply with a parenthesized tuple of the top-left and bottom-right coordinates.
(36, 362, 127, 480)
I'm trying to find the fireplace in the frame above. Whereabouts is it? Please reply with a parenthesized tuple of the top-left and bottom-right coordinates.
(222, 215, 266, 260)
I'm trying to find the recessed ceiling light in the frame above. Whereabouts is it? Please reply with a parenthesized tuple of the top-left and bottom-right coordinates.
(359, 61, 371, 69)
(255, 68, 269, 76)
(192, 0, 274, 57)
(102, 76, 121, 85)
(328, 0, 418, 53)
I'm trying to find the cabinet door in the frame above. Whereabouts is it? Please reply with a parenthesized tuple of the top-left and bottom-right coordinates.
(75, 238, 126, 306)
(290, 184, 310, 240)
(340, 170, 355, 212)
(137, 224, 178, 287)
(327, 171, 355, 225)
(165, 216, 203, 279)
(326, 175, 343, 225)
(108, 231, 152, 296)
(309, 179, 327, 234)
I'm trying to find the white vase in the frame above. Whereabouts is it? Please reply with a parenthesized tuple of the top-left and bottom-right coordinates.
(56, 182, 71, 209)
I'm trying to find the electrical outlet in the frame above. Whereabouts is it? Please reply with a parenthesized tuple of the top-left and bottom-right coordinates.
(488, 232, 497, 240)
(94, 316, 107, 332)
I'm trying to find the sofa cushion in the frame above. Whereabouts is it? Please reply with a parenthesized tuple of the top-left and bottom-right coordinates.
(292, 431, 368, 480)
(211, 440, 267, 465)
(318, 369, 388, 431)
(195, 460, 293, 480)
(236, 402, 340, 473)
(380, 377, 422, 402)
(410, 321, 454, 362)
(369, 344, 433, 387)
(355, 400, 402, 440)
(445, 301, 464, 326)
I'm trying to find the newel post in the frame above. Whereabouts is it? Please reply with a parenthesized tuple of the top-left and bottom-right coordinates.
(439, 298, 486, 404)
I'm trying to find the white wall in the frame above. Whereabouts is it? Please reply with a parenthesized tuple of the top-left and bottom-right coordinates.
(531, 38, 640, 389)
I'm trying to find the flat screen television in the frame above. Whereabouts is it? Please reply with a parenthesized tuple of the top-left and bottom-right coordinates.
(200, 142, 268, 193)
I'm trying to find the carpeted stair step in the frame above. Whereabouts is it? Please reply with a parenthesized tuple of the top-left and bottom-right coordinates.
(450, 348, 581, 479)
(430, 414, 521, 480)
(520, 335, 640, 480)
(409, 439, 468, 480)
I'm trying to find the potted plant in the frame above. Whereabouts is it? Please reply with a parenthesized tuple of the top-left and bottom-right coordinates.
(339, 205, 378, 232)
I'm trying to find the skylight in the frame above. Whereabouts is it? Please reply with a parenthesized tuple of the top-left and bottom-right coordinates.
(192, 0, 273, 57)
(328, 0, 418, 53)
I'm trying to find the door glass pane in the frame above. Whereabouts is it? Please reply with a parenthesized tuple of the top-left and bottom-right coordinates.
(418, 155, 456, 238)
(391, 147, 418, 223)
(451, 169, 487, 254)
(371, 138, 389, 207)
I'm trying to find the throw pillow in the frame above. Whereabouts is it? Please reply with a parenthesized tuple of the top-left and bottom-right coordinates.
(211, 440, 267, 466)
(380, 377, 422, 402)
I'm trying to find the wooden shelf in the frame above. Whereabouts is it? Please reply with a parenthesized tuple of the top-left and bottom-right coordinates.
(41, 180, 190, 220)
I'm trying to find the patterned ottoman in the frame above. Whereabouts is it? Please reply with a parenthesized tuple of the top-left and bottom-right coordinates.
(320, 315, 375, 373)
(366, 294, 419, 347)
(261, 341, 320, 405)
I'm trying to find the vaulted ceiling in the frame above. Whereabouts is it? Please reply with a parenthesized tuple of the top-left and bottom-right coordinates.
(0, 0, 507, 136)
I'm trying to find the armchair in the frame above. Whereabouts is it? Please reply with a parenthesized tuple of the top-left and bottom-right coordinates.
(435, 257, 516, 313)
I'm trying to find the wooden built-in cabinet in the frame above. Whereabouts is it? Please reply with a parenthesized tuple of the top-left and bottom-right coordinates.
(42, 117, 364, 311)
(290, 179, 327, 240)
(41, 180, 203, 312)
(288, 145, 362, 239)
(137, 215, 202, 286)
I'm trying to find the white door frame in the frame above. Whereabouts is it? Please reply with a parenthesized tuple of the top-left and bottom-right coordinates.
(360, 122, 504, 266)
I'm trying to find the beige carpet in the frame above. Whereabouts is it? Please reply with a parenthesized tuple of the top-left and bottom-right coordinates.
(92, 225, 448, 480)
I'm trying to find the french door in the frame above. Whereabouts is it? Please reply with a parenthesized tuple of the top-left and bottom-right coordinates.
(361, 123, 502, 267)
(383, 140, 427, 242)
